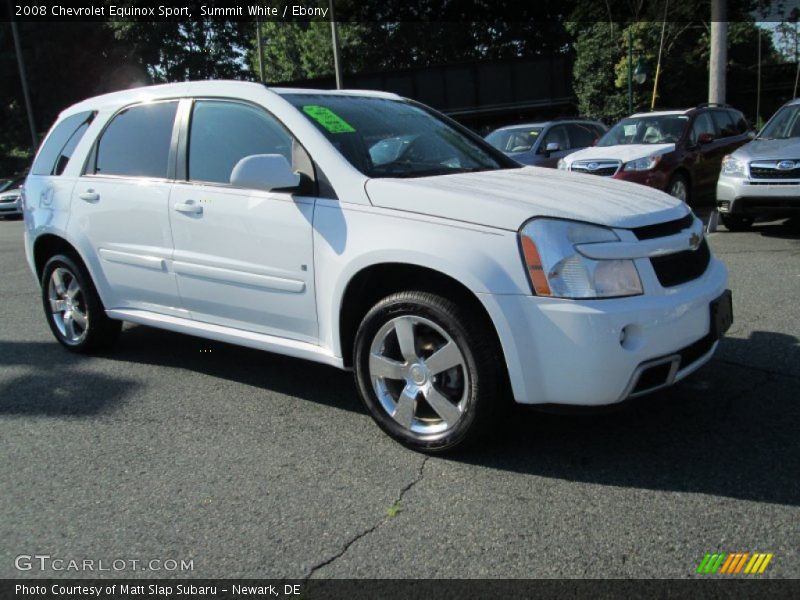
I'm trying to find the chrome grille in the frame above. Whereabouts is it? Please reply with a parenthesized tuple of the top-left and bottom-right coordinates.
(570, 160, 621, 177)
(749, 160, 800, 180)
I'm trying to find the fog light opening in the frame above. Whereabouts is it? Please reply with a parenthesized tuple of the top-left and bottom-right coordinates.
(619, 324, 643, 351)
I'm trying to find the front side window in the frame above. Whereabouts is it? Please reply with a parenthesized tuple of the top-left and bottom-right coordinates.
(690, 112, 716, 145)
(188, 100, 293, 184)
(31, 111, 96, 176)
(94, 101, 178, 178)
(712, 110, 737, 138)
(541, 125, 570, 151)
(599, 115, 688, 146)
(283, 93, 511, 178)
(485, 127, 542, 153)
(566, 123, 598, 148)
(760, 104, 800, 139)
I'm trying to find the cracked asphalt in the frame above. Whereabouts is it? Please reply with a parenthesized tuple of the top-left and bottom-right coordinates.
(0, 216, 798, 579)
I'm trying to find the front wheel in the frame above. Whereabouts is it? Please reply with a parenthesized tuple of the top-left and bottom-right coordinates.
(41, 254, 121, 353)
(667, 173, 690, 203)
(354, 291, 502, 453)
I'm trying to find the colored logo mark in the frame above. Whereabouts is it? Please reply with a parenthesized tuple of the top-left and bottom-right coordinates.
(696, 552, 773, 575)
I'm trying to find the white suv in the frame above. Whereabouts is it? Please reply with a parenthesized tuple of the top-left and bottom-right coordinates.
(23, 81, 732, 452)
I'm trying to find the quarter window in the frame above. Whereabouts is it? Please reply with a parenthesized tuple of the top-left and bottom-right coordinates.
(94, 101, 178, 178)
(188, 100, 293, 185)
(31, 111, 96, 176)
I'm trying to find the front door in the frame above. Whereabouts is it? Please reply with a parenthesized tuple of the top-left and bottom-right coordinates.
(169, 99, 318, 342)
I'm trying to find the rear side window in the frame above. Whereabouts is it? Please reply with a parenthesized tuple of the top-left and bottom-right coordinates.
(94, 101, 178, 178)
(567, 123, 597, 148)
(188, 100, 292, 184)
(31, 111, 95, 176)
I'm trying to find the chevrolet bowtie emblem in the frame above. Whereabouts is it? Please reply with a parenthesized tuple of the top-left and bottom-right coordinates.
(689, 232, 702, 250)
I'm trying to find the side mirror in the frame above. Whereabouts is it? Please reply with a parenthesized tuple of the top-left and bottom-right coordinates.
(543, 142, 560, 157)
(698, 132, 714, 144)
(230, 154, 300, 191)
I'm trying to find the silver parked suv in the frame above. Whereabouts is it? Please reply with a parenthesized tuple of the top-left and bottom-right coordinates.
(717, 98, 800, 230)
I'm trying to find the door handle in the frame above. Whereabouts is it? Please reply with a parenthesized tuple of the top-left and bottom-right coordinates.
(79, 190, 99, 202)
(174, 201, 203, 215)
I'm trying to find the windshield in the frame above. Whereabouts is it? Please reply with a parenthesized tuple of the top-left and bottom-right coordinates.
(283, 93, 511, 178)
(598, 115, 688, 146)
(485, 127, 543, 153)
(759, 104, 800, 139)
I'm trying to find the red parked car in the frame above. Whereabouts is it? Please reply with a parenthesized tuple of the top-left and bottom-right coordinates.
(559, 104, 752, 203)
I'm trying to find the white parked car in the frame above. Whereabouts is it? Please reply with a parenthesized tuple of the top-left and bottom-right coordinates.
(23, 81, 732, 452)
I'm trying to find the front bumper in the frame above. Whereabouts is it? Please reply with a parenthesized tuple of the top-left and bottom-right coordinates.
(479, 257, 728, 406)
(0, 194, 21, 215)
(717, 175, 800, 216)
(613, 168, 670, 191)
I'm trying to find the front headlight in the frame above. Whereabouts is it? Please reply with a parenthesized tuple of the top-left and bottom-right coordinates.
(623, 155, 661, 171)
(519, 218, 643, 299)
(557, 159, 567, 170)
(721, 155, 746, 177)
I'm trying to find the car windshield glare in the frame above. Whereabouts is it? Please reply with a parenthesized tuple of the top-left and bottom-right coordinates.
(485, 127, 543, 153)
(759, 104, 800, 139)
(283, 93, 509, 178)
(598, 115, 688, 146)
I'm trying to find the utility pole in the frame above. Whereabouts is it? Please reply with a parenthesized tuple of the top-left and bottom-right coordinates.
(329, 0, 342, 89)
(255, 16, 265, 83)
(709, 0, 727, 104)
(628, 28, 633, 114)
(8, 0, 38, 152)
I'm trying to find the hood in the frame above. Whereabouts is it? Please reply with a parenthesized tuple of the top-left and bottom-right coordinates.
(733, 137, 800, 160)
(565, 143, 675, 165)
(364, 167, 688, 231)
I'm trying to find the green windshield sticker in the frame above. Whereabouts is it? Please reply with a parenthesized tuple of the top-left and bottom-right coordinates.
(302, 105, 356, 134)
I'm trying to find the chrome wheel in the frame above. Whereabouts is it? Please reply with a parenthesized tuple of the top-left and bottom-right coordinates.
(669, 178, 688, 201)
(47, 267, 89, 345)
(368, 315, 469, 436)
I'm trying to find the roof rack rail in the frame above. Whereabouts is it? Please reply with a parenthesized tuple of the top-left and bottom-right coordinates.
(696, 102, 731, 108)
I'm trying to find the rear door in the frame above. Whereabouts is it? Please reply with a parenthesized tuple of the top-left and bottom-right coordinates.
(69, 100, 184, 315)
(168, 98, 318, 342)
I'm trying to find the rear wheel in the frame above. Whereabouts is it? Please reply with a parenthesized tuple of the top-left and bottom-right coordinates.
(667, 173, 690, 203)
(354, 291, 501, 453)
(720, 214, 754, 231)
(41, 254, 121, 353)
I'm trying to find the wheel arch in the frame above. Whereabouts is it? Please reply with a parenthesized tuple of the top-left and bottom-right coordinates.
(337, 262, 509, 381)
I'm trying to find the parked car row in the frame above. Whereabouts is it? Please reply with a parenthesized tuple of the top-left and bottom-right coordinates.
(485, 100, 800, 230)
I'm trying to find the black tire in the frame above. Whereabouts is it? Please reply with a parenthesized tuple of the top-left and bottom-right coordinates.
(354, 291, 502, 453)
(667, 172, 690, 203)
(41, 253, 121, 353)
(720, 214, 754, 231)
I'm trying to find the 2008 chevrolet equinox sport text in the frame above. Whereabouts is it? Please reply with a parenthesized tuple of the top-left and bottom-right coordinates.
(22, 81, 733, 452)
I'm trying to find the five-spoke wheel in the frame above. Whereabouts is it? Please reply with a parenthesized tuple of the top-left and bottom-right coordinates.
(355, 291, 501, 452)
(41, 254, 121, 352)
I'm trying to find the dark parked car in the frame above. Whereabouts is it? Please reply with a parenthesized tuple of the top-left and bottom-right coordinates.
(560, 104, 752, 203)
(485, 120, 607, 168)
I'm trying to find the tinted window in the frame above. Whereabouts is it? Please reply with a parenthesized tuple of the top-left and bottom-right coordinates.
(31, 111, 95, 176)
(690, 112, 715, 145)
(711, 110, 736, 137)
(729, 111, 749, 135)
(567, 123, 597, 148)
(95, 101, 177, 178)
(188, 101, 292, 184)
(759, 104, 800, 139)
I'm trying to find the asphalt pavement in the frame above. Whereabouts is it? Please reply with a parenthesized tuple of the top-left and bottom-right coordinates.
(1, 216, 798, 579)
